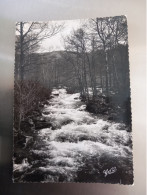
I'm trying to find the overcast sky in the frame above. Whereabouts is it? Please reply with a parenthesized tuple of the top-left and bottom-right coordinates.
(38, 19, 86, 52)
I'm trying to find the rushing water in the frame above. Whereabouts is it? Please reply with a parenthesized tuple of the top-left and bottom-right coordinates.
(13, 88, 133, 184)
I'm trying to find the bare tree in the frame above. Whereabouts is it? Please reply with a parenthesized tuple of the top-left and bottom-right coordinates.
(15, 21, 64, 81)
(14, 21, 64, 134)
(63, 28, 90, 100)
(89, 16, 128, 96)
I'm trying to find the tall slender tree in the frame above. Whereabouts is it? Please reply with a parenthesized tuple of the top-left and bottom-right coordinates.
(15, 22, 63, 81)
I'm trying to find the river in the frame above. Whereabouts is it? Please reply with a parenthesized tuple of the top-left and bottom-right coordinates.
(13, 88, 133, 184)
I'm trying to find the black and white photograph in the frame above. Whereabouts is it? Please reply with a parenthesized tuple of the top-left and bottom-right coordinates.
(13, 16, 133, 184)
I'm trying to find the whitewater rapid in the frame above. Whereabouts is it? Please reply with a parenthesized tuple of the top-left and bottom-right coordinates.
(14, 88, 133, 183)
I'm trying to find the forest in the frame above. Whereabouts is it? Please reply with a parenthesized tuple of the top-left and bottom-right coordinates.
(13, 16, 133, 184)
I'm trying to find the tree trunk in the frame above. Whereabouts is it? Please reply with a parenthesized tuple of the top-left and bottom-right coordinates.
(105, 50, 109, 97)
(20, 22, 24, 81)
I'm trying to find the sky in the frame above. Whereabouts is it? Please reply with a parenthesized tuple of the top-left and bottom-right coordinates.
(38, 19, 86, 52)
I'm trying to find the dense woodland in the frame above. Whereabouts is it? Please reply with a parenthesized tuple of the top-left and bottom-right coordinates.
(14, 16, 131, 136)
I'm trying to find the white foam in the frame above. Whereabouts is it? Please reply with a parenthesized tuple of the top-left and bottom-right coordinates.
(13, 158, 31, 172)
(15, 88, 132, 182)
